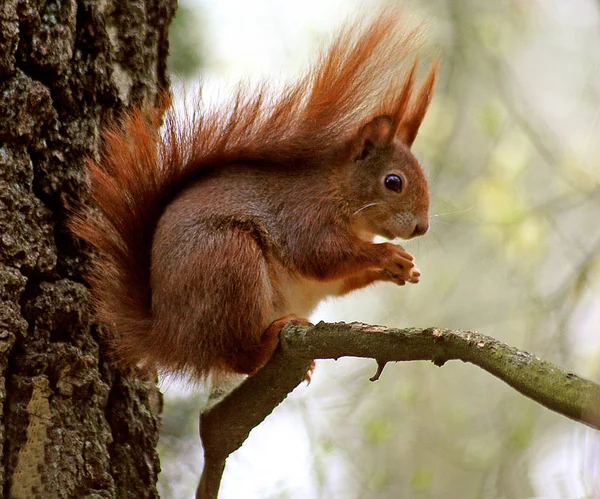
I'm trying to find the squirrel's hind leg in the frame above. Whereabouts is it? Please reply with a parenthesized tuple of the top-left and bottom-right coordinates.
(227, 314, 313, 375)
(152, 220, 279, 377)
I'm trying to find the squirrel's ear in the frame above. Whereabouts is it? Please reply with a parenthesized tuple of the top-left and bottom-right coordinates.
(352, 115, 394, 162)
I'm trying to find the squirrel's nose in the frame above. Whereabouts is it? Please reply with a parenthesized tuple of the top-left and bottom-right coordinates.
(411, 218, 429, 237)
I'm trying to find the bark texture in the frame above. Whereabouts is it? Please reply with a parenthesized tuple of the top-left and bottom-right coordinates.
(0, 1, 175, 497)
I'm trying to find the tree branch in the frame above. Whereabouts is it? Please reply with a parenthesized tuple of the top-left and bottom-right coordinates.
(197, 322, 600, 498)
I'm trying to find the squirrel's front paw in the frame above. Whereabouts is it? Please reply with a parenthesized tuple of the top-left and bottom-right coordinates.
(380, 243, 420, 285)
(407, 267, 420, 284)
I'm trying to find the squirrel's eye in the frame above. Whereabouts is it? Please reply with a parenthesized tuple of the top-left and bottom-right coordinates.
(384, 174, 403, 193)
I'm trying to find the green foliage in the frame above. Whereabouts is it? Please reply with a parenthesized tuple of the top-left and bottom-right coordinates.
(411, 467, 434, 493)
(167, 3, 205, 78)
(478, 101, 504, 138)
(363, 416, 394, 444)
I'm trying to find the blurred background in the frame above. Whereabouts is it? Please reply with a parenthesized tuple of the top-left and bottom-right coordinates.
(159, 0, 600, 497)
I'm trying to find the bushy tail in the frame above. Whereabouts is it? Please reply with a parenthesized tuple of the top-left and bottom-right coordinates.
(70, 96, 189, 369)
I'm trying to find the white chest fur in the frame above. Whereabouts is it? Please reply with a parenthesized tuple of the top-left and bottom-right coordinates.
(271, 268, 342, 320)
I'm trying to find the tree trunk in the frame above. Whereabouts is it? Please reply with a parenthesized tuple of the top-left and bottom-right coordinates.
(0, 1, 175, 497)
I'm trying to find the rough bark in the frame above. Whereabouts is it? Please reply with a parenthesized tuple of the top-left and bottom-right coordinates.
(0, 1, 175, 497)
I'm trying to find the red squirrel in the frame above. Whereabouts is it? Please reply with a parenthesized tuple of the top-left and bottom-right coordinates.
(71, 12, 437, 380)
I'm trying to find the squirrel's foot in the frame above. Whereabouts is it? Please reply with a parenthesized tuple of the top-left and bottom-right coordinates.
(272, 315, 315, 384)
(227, 314, 313, 375)
(272, 314, 313, 329)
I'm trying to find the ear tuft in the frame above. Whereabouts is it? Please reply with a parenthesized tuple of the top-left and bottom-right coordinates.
(352, 115, 394, 161)
(397, 58, 438, 147)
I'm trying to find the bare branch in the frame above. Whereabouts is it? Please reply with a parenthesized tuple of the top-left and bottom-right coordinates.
(197, 322, 600, 498)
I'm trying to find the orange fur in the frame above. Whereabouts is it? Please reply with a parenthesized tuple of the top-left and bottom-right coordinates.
(70, 11, 437, 378)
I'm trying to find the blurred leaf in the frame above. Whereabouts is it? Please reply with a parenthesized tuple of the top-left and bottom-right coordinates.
(479, 101, 504, 137)
(509, 215, 545, 258)
(508, 418, 534, 453)
(560, 154, 599, 192)
(490, 129, 532, 180)
(363, 417, 393, 444)
(473, 176, 525, 224)
(411, 467, 434, 493)
(168, 4, 205, 78)
(394, 383, 419, 405)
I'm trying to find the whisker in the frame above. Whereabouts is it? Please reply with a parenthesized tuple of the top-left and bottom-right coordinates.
(352, 202, 381, 217)
(431, 205, 475, 218)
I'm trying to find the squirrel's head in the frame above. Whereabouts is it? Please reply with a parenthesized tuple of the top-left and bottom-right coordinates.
(343, 115, 430, 241)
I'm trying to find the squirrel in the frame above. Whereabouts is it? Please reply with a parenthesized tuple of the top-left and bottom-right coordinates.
(70, 12, 437, 381)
